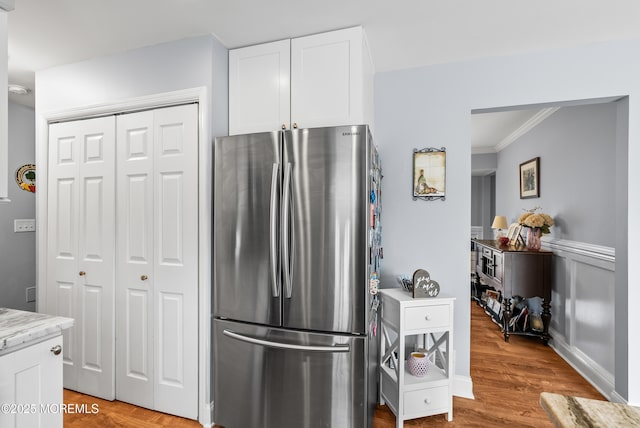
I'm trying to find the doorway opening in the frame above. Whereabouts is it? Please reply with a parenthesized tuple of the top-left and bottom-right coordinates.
(469, 96, 628, 400)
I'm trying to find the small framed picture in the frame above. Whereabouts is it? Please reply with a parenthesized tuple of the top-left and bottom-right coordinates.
(413, 147, 446, 201)
(486, 290, 500, 301)
(506, 223, 523, 246)
(519, 157, 540, 199)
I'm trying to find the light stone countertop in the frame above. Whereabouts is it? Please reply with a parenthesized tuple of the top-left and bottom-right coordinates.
(540, 392, 640, 428)
(0, 307, 74, 354)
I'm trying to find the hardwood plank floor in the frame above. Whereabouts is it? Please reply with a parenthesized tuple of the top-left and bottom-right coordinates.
(63, 390, 201, 428)
(372, 301, 604, 428)
(65, 301, 604, 427)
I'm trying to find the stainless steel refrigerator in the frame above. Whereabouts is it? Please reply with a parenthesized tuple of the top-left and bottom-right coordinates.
(213, 125, 383, 428)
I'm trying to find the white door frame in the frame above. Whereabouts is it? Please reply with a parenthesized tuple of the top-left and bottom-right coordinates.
(35, 87, 212, 427)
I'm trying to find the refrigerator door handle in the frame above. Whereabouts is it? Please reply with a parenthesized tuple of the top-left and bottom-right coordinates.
(282, 162, 293, 298)
(223, 329, 350, 353)
(269, 162, 280, 298)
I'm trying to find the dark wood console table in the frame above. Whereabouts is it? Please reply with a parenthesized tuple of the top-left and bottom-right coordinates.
(472, 239, 552, 344)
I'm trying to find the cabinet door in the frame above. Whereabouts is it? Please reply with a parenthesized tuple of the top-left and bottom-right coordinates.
(0, 336, 65, 428)
(291, 27, 365, 129)
(47, 116, 116, 400)
(229, 39, 291, 135)
(494, 252, 504, 284)
(116, 104, 199, 419)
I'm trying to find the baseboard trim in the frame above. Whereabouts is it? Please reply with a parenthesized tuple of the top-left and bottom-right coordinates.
(549, 328, 615, 400)
(610, 390, 626, 404)
(453, 374, 475, 399)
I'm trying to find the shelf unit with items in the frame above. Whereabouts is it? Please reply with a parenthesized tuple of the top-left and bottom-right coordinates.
(378, 288, 455, 427)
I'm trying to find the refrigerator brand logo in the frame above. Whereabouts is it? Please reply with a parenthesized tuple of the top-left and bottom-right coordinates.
(342, 132, 361, 136)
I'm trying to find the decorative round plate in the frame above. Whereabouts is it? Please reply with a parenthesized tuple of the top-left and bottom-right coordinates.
(15, 164, 36, 193)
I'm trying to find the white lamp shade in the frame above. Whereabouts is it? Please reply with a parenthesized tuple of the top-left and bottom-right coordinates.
(491, 215, 508, 230)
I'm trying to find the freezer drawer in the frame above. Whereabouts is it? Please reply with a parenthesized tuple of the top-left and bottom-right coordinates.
(213, 319, 368, 428)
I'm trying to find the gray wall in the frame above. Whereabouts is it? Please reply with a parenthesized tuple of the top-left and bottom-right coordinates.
(471, 174, 495, 239)
(0, 102, 35, 311)
(496, 102, 617, 247)
(471, 153, 497, 238)
(471, 152, 497, 173)
(375, 38, 640, 402)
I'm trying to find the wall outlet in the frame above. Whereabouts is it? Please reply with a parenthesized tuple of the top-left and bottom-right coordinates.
(14, 219, 36, 232)
(26, 286, 36, 303)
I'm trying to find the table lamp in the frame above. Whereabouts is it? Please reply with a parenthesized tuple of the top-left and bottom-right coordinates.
(491, 215, 508, 239)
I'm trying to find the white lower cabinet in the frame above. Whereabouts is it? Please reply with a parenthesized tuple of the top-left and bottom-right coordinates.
(45, 104, 199, 419)
(379, 289, 455, 427)
(0, 336, 64, 428)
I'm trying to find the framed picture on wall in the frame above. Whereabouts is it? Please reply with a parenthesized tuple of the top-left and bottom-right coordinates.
(519, 157, 540, 199)
(413, 147, 446, 201)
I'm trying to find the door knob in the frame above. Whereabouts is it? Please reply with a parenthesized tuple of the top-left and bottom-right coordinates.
(79, 271, 86, 276)
(50, 345, 62, 355)
(292, 122, 298, 129)
(281, 123, 287, 130)
(141, 275, 148, 281)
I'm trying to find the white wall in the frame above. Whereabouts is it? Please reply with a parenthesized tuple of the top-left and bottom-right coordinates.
(35, 35, 227, 136)
(375, 38, 640, 403)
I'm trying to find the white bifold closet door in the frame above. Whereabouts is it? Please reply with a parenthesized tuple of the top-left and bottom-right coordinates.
(47, 116, 116, 400)
(115, 104, 199, 419)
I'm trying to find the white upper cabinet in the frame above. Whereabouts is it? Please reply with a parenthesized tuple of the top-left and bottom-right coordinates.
(229, 27, 374, 135)
(229, 39, 291, 135)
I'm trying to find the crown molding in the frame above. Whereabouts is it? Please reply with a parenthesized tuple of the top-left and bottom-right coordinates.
(493, 107, 560, 152)
(471, 145, 497, 155)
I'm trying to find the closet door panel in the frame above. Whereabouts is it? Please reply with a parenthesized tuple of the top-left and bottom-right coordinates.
(116, 110, 155, 409)
(153, 104, 198, 419)
(115, 104, 198, 418)
(47, 116, 115, 399)
(53, 178, 76, 258)
(48, 172, 78, 391)
(57, 281, 75, 385)
(76, 118, 116, 400)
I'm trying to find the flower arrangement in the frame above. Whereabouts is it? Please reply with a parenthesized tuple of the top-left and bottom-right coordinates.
(518, 207, 554, 234)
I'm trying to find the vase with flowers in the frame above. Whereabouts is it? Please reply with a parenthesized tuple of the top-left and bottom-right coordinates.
(518, 207, 554, 250)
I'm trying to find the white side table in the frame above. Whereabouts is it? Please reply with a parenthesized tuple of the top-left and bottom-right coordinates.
(379, 288, 455, 427)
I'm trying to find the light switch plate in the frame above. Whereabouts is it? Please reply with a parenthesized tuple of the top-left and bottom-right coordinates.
(14, 219, 36, 232)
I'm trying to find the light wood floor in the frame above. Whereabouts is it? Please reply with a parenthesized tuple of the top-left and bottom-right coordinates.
(65, 301, 604, 427)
